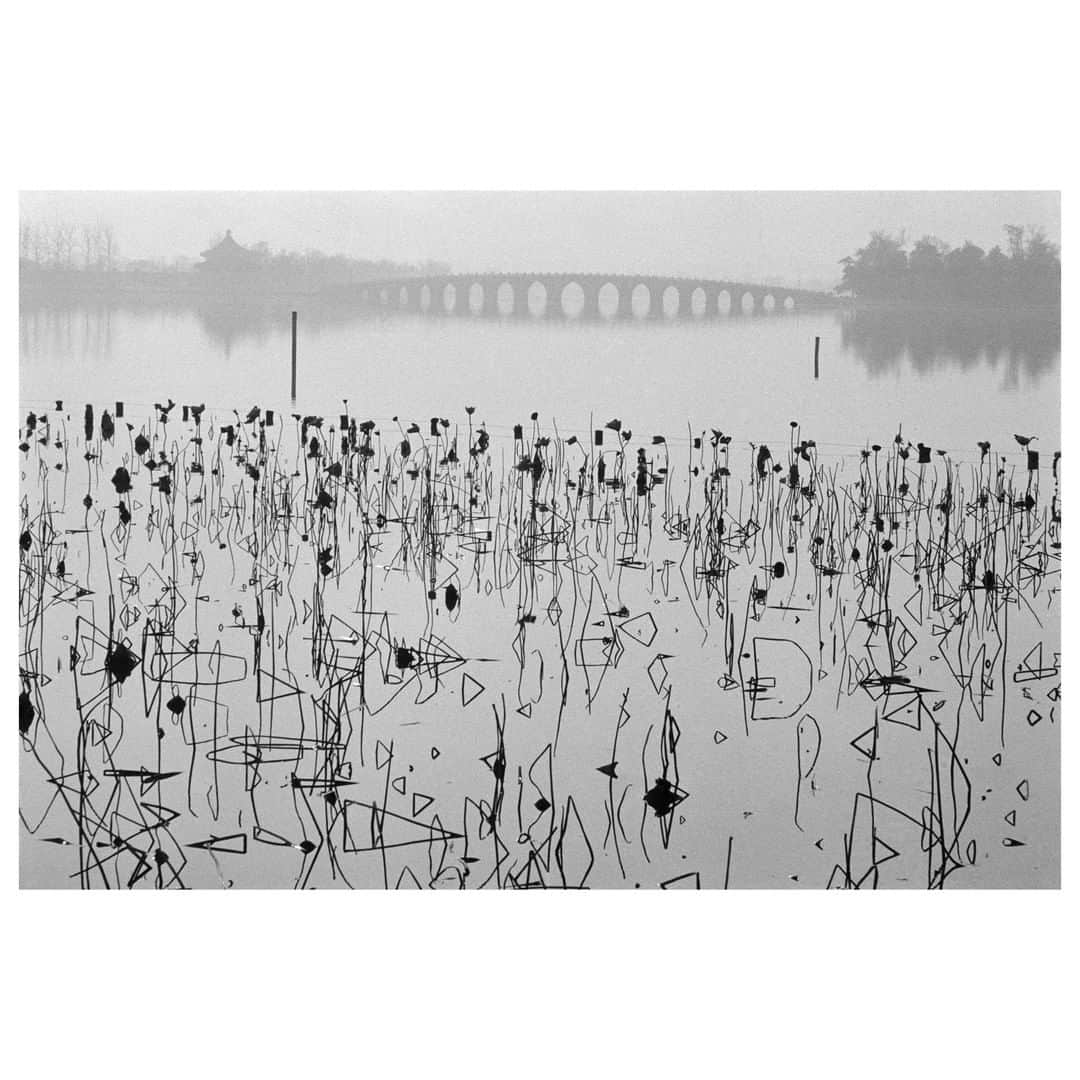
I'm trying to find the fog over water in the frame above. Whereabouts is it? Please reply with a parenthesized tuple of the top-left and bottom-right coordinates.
(18, 191, 1061, 290)
(20, 190, 1061, 452)
(19, 300, 1060, 454)
(18, 191, 1061, 890)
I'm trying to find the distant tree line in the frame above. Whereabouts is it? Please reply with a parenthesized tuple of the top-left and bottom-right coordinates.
(20, 219, 120, 272)
(837, 225, 1060, 307)
(224, 239, 450, 288)
(20, 220, 450, 288)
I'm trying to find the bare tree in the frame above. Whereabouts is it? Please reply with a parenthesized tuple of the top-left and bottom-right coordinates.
(31, 222, 47, 264)
(45, 220, 78, 269)
(82, 223, 96, 270)
(49, 221, 64, 267)
(82, 223, 100, 270)
(1004, 224, 1026, 261)
(100, 222, 116, 272)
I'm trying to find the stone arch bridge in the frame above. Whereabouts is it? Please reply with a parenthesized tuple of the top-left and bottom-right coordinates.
(348, 273, 839, 319)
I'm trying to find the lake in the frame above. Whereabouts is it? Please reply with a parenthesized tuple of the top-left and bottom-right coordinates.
(18, 293, 1061, 889)
(19, 297, 1060, 453)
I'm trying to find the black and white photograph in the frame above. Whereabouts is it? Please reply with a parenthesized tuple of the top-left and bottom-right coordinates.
(5, 3, 1074, 1076)
(17, 191, 1061, 891)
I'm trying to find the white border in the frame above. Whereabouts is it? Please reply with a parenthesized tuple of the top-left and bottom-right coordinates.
(4, 3, 1074, 1076)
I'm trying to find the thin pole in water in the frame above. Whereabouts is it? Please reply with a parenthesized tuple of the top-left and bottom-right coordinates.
(813, 336, 820, 379)
(290, 311, 298, 405)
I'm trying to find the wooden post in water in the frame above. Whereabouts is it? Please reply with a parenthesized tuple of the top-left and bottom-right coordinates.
(813, 336, 820, 379)
(290, 311, 298, 404)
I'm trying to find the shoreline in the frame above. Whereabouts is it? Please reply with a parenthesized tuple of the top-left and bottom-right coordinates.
(846, 298, 1059, 317)
(20, 277, 1060, 320)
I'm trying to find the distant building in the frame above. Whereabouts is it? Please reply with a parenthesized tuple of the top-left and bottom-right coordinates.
(196, 230, 258, 272)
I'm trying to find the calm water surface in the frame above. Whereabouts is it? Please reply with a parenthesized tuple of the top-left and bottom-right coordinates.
(18, 296, 1061, 888)
(19, 300, 1060, 452)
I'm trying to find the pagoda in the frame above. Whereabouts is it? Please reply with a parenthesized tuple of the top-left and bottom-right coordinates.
(196, 229, 258, 272)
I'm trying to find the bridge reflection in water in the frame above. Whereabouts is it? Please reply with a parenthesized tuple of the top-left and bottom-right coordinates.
(349, 273, 838, 320)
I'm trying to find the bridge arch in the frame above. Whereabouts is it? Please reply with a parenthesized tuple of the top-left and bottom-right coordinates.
(560, 281, 586, 318)
(597, 282, 620, 318)
(629, 283, 652, 319)
(466, 281, 483, 315)
(496, 281, 514, 316)
(355, 274, 834, 319)
(523, 281, 546, 317)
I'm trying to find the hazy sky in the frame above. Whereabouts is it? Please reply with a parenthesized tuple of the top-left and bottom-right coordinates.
(20, 191, 1060, 288)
